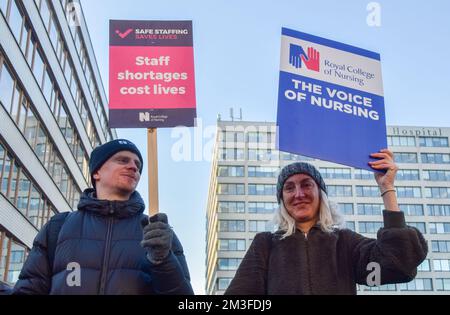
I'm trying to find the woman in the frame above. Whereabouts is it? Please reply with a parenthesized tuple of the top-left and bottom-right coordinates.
(225, 149, 428, 295)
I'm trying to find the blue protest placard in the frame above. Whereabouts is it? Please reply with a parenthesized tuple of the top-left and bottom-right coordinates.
(276, 28, 387, 172)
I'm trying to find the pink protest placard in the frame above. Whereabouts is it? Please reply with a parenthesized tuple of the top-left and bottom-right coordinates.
(109, 20, 196, 128)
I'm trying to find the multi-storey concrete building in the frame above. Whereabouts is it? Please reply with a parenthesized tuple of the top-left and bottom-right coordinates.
(0, 0, 116, 287)
(206, 120, 450, 295)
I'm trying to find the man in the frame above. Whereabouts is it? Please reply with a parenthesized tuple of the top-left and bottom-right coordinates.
(13, 139, 193, 295)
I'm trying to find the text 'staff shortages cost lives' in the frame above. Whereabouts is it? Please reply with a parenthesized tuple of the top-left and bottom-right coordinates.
(109, 20, 196, 128)
(277, 28, 387, 171)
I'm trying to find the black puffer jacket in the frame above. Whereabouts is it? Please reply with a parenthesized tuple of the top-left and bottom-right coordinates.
(13, 189, 193, 295)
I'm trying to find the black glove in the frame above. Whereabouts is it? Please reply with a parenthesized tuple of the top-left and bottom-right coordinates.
(141, 213, 173, 265)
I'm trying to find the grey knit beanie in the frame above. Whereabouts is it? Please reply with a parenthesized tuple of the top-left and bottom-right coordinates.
(276, 162, 327, 203)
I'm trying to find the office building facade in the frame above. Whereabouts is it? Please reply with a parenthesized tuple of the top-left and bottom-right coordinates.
(205, 121, 450, 294)
(0, 0, 116, 287)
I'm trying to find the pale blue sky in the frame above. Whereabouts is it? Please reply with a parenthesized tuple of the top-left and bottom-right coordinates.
(80, 0, 450, 294)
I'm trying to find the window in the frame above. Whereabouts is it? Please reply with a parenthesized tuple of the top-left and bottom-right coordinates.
(248, 202, 278, 214)
(428, 204, 450, 216)
(357, 204, 382, 215)
(7, 241, 26, 283)
(436, 279, 450, 291)
(353, 169, 373, 180)
(217, 278, 233, 291)
(249, 220, 272, 232)
(421, 153, 450, 164)
(0, 63, 15, 112)
(217, 184, 245, 195)
(363, 283, 397, 291)
(397, 187, 422, 198)
(433, 259, 450, 272)
(429, 222, 450, 234)
(394, 152, 417, 163)
(248, 166, 279, 178)
(406, 222, 426, 234)
(359, 221, 383, 234)
(38, 0, 51, 29)
(219, 220, 245, 232)
(418, 259, 430, 272)
(247, 149, 278, 161)
(338, 203, 354, 215)
(356, 186, 379, 197)
(320, 168, 351, 179)
(218, 166, 244, 177)
(8, 0, 24, 45)
(218, 202, 245, 213)
(396, 169, 420, 181)
(423, 170, 450, 181)
(32, 49, 45, 86)
(219, 239, 246, 251)
(219, 148, 244, 161)
(399, 204, 424, 216)
(419, 136, 449, 147)
(42, 69, 54, 105)
(345, 221, 355, 231)
(432, 241, 450, 253)
(1, 0, 8, 14)
(328, 185, 352, 197)
(425, 187, 450, 199)
(398, 279, 432, 291)
(248, 184, 276, 196)
(218, 258, 242, 271)
(28, 185, 43, 227)
(387, 136, 415, 146)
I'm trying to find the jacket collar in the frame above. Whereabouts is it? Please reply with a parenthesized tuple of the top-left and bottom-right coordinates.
(77, 188, 145, 218)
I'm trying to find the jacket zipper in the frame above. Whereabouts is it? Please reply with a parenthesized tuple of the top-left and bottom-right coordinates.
(304, 232, 313, 294)
(99, 213, 114, 294)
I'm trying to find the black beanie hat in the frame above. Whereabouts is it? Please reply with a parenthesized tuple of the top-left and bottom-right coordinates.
(276, 162, 327, 204)
(89, 139, 143, 185)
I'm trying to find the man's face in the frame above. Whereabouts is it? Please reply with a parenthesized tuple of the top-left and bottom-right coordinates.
(282, 173, 320, 224)
(93, 151, 141, 196)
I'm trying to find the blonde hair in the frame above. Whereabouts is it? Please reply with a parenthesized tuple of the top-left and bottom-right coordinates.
(274, 190, 344, 239)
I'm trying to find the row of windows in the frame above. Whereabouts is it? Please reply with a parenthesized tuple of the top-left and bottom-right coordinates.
(219, 130, 277, 146)
(343, 203, 425, 216)
(1, 141, 59, 229)
(0, 0, 103, 150)
(218, 148, 450, 164)
(217, 258, 242, 271)
(218, 202, 278, 214)
(361, 278, 434, 291)
(217, 149, 314, 162)
(0, 230, 28, 284)
(219, 165, 450, 182)
(0, 60, 82, 207)
(217, 276, 450, 292)
(388, 136, 449, 148)
(0, 56, 90, 184)
(218, 219, 449, 234)
(218, 202, 449, 217)
(217, 184, 277, 196)
(33, 0, 102, 148)
(219, 132, 449, 148)
(345, 221, 450, 234)
(218, 220, 273, 232)
(217, 183, 450, 199)
(57, 0, 110, 138)
(35, 0, 111, 142)
(432, 241, 450, 253)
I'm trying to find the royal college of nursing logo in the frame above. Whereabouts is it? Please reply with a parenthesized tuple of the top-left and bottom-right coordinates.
(289, 44, 320, 72)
